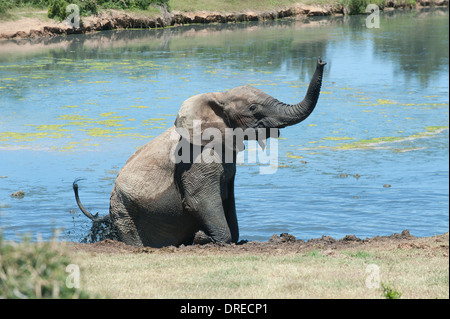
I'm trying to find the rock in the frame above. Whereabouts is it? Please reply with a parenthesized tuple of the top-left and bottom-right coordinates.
(342, 234, 361, 242)
(308, 8, 329, 16)
(295, 5, 330, 16)
(391, 230, 414, 240)
(401, 229, 413, 238)
(225, 14, 236, 23)
(435, 0, 449, 6)
(320, 235, 337, 244)
(11, 191, 25, 198)
(269, 234, 282, 243)
(270, 233, 296, 243)
(280, 233, 296, 242)
(245, 11, 259, 21)
(11, 31, 27, 38)
(307, 235, 337, 245)
(100, 19, 113, 30)
(278, 8, 294, 18)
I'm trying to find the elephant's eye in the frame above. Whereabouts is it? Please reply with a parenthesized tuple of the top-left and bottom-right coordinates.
(249, 104, 257, 112)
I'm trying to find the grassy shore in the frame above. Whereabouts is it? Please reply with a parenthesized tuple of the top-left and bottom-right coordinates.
(0, 0, 437, 21)
(0, 0, 329, 16)
(1, 216, 448, 299)
(168, 0, 336, 12)
(0, 0, 321, 23)
(69, 232, 448, 299)
(1, 231, 448, 299)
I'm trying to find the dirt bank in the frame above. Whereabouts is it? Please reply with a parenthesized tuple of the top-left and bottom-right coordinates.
(70, 230, 449, 256)
(0, 5, 332, 39)
(1, 0, 448, 40)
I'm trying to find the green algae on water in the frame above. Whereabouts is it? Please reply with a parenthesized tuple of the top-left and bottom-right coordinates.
(334, 126, 449, 150)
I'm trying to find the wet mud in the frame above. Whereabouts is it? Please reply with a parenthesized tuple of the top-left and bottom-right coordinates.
(70, 230, 449, 257)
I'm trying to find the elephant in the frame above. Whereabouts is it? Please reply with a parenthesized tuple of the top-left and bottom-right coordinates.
(73, 58, 326, 247)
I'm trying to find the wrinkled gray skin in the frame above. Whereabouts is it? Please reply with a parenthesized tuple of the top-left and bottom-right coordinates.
(74, 58, 326, 247)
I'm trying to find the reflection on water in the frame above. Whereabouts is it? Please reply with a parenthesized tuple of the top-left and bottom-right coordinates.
(0, 8, 448, 242)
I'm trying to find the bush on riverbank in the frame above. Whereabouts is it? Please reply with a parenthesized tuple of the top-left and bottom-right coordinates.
(0, 0, 169, 20)
(0, 232, 92, 299)
(0, 0, 445, 20)
(0, 0, 10, 14)
(51, 0, 169, 21)
(338, 0, 417, 14)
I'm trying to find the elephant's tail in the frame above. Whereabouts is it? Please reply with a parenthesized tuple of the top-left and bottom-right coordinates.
(72, 178, 119, 243)
(72, 178, 95, 220)
(72, 178, 97, 221)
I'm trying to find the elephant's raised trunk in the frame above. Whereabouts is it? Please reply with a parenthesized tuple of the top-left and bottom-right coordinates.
(271, 58, 326, 128)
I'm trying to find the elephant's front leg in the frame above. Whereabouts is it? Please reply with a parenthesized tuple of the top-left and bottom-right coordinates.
(192, 181, 238, 245)
(224, 177, 239, 243)
(179, 162, 233, 244)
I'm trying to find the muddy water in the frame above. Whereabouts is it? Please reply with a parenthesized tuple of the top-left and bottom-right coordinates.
(0, 9, 448, 242)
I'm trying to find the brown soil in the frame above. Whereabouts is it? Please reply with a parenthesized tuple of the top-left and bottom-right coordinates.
(69, 230, 450, 257)
(0, 14, 63, 38)
(0, 6, 331, 39)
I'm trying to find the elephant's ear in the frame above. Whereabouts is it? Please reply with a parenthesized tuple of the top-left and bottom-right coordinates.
(175, 92, 230, 146)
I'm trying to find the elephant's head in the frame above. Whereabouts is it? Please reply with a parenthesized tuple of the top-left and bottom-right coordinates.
(175, 58, 326, 152)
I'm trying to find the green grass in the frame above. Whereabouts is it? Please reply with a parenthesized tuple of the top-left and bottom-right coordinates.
(167, 0, 418, 14)
(167, 0, 306, 12)
(0, 4, 50, 20)
(73, 234, 449, 299)
(0, 1, 49, 16)
(1, 232, 447, 298)
(381, 282, 403, 299)
(345, 250, 373, 259)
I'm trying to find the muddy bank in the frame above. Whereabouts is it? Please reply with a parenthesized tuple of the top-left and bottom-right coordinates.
(1, 0, 448, 40)
(70, 230, 450, 257)
(0, 5, 333, 40)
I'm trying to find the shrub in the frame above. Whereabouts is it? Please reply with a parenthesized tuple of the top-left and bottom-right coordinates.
(82, 0, 98, 15)
(96, 0, 168, 11)
(381, 282, 403, 299)
(0, 0, 11, 14)
(339, 0, 417, 15)
(0, 233, 92, 299)
(47, 0, 69, 21)
(338, 0, 386, 15)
